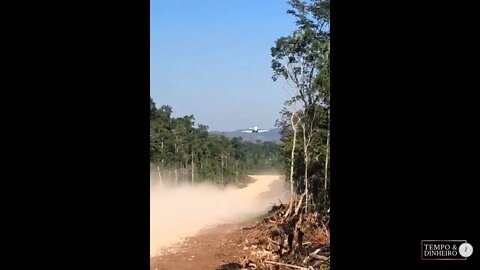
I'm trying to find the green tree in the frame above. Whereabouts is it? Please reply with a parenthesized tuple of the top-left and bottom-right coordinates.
(272, 0, 330, 214)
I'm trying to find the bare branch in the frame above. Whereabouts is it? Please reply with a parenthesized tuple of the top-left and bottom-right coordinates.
(264, 260, 309, 270)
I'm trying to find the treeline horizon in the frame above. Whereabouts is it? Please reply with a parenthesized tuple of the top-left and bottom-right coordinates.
(150, 0, 330, 216)
(150, 99, 284, 186)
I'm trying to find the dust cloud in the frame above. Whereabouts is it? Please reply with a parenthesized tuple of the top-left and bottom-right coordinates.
(150, 175, 288, 256)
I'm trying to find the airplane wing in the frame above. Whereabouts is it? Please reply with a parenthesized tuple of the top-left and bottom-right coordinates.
(258, 129, 269, 133)
(241, 130, 253, 133)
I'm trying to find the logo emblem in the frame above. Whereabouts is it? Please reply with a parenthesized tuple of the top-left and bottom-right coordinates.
(458, 242, 473, 258)
(421, 240, 472, 260)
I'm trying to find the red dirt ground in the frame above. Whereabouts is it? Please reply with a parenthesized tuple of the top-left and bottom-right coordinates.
(150, 220, 256, 270)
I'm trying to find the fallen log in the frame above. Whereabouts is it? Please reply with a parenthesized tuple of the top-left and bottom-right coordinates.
(264, 260, 309, 270)
(283, 204, 293, 219)
(267, 237, 281, 246)
(312, 259, 329, 267)
(240, 256, 258, 269)
(310, 254, 329, 261)
(293, 194, 305, 217)
(303, 248, 321, 264)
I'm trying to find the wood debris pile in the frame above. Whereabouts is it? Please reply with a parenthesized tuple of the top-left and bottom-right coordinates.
(238, 195, 330, 270)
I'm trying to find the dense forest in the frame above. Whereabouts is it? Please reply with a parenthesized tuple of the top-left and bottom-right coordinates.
(150, 99, 283, 186)
(150, 0, 329, 214)
(150, 1, 330, 269)
(272, 0, 330, 214)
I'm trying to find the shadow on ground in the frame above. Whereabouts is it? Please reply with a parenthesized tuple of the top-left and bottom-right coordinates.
(215, 263, 243, 270)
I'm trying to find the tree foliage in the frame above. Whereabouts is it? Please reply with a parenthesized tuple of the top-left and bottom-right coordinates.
(272, 0, 330, 214)
(150, 98, 283, 186)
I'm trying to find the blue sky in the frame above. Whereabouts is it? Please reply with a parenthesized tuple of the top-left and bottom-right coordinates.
(151, 0, 296, 131)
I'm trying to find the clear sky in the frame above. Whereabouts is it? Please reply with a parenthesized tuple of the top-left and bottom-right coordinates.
(151, 0, 296, 131)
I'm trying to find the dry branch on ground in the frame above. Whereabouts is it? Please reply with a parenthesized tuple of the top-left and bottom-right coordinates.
(237, 195, 330, 270)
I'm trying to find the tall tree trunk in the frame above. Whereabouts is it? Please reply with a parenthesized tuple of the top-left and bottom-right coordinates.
(287, 113, 300, 213)
(285, 60, 306, 214)
(302, 123, 309, 213)
(160, 140, 164, 164)
(174, 169, 178, 186)
(290, 127, 297, 199)
(324, 126, 330, 207)
(157, 165, 163, 187)
(191, 150, 194, 185)
(235, 160, 239, 184)
(221, 155, 224, 185)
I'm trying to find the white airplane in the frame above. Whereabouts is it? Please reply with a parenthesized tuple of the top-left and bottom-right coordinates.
(241, 126, 269, 133)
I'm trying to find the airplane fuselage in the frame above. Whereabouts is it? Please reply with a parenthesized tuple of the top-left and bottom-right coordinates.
(241, 126, 268, 133)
